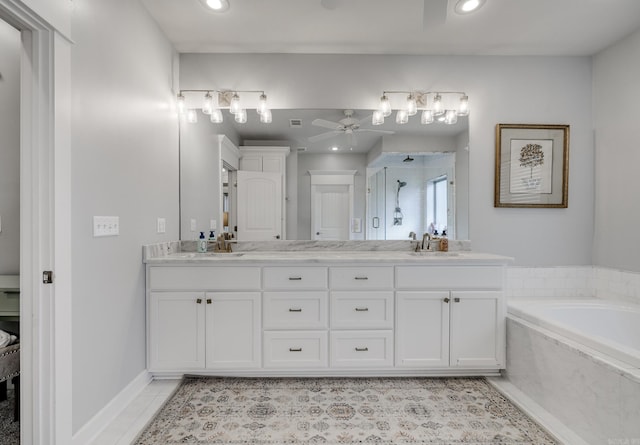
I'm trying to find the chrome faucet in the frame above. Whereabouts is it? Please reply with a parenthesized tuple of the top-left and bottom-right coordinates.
(421, 232, 432, 251)
(214, 234, 233, 253)
(409, 231, 417, 240)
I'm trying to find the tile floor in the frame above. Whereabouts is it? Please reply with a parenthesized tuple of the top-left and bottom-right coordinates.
(90, 379, 180, 445)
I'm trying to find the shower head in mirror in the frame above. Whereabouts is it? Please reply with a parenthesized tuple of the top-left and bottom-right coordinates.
(403, 155, 414, 162)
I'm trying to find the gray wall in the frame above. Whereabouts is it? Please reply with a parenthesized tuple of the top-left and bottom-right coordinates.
(180, 54, 595, 266)
(0, 19, 20, 274)
(593, 27, 640, 272)
(70, 0, 179, 432)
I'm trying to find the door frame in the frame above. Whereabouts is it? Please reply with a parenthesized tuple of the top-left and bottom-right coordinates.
(309, 170, 356, 240)
(0, 1, 72, 443)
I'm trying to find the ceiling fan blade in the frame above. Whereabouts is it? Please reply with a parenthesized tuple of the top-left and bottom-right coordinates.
(355, 129, 396, 135)
(308, 130, 341, 143)
(311, 118, 343, 130)
(423, 0, 448, 28)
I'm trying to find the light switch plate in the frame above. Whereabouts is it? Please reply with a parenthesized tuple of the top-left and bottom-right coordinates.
(190, 218, 197, 232)
(157, 217, 166, 234)
(210, 219, 217, 230)
(93, 216, 119, 237)
(352, 218, 362, 233)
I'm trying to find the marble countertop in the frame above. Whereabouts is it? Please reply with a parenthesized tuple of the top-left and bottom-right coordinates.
(144, 250, 512, 265)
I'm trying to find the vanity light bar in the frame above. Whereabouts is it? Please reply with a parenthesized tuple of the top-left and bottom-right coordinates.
(375, 91, 469, 126)
(177, 89, 272, 125)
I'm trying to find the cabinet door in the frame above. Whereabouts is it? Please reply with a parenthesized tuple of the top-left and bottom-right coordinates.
(395, 291, 450, 368)
(149, 292, 205, 370)
(205, 292, 261, 369)
(450, 291, 504, 368)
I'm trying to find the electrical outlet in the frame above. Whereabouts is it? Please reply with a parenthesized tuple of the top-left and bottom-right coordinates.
(352, 218, 362, 233)
(190, 219, 197, 231)
(157, 217, 166, 234)
(93, 216, 119, 237)
(210, 219, 217, 230)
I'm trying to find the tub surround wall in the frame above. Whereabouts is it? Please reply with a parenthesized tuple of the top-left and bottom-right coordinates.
(506, 317, 640, 444)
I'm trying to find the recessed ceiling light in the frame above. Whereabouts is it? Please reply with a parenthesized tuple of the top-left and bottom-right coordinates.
(201, 0, 230, 12)
(331, 146, 339, 151)
(454, 0, 485, 14)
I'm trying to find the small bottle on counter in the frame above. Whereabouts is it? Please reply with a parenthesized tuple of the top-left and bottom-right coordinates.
(439, 237, 449, 252)
(197, 231, 207, 253)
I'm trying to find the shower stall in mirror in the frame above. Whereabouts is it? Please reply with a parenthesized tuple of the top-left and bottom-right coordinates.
(366, 153, 457, 240)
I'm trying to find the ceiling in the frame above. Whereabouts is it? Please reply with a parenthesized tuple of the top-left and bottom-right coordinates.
(141, 0, 640, 56)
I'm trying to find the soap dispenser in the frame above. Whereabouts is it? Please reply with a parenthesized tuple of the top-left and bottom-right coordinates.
(197, 231, 207, 253)
(209, 230, 216, 241)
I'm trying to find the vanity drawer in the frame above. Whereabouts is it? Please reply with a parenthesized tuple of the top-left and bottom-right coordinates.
(396, 266, 503, 290)
(263, 267, 328, 290)
(263, 292, 328, 329)
(330, 267, 394, 290)
(330, 331, 393, 368)
(263, 331, 328, 368)
(331, 291, 394, 329)
(148, 266, 261, 291)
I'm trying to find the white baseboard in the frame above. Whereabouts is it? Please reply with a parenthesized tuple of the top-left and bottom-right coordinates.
(72, 370, 152, 445)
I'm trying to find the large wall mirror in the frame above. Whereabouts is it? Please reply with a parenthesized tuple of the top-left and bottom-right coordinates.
(179, 108, 468, 241)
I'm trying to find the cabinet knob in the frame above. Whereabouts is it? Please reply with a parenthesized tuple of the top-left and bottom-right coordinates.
(454, 297, 461, 303)
(443, 297, 450, 303)
(207, 299, 212, 304)
(274, 235, 280, 239)
(196, 298, 203, 304)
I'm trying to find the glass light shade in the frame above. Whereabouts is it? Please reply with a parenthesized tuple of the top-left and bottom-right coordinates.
(432, 94, 444, 116)
(372, 110, 384, 126)
(455, 0, 485, 14)
(229, 93, 241, 115)
(406, 94, 418, 116)
(395, 109, 409, 125)
(256, 94, 268, 115)
(186, 109, 198, 123)
(379, 95, 392, 117)
(210, 108, 223, 123)
(205, 0, 229, 11)
(235, 108, 247, 123)
(444, 109, 458, 125)
(177, 94, 186, 114)
(458, 95, 469, 116)
(421, 109, 434, 124)
(202, 92, 213, 115)
(259, 109, 272, 123)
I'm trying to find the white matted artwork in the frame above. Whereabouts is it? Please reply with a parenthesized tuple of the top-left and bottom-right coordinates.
(509, 139, 552, 194)
(495, 124, 569, 208)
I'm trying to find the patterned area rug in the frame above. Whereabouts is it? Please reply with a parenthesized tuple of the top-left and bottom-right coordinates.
(134, 376, 557, 445)
(0, 389, 19, 445)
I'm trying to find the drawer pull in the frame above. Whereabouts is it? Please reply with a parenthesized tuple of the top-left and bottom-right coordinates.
(355, 347, 369, 352)
(443, 298, 450, 303)
(354, 276, 369, 280)
(355, 307, 369, 312)
(196, 298, 203, 304)
(289, 347, 302, 352)
(288, 308, 302, 312)
(288, 277, 303, 281)
(454, 297, 461, 303)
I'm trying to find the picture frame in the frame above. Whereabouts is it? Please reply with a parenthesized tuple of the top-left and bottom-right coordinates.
(494, 124, 569, 208)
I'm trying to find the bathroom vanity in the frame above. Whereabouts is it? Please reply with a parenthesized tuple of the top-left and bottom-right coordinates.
(144, 247, 510, 377)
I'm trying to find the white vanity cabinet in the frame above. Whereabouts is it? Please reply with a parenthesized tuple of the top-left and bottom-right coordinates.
(147, 266, 261, 372)
(395, 266, 505, 370)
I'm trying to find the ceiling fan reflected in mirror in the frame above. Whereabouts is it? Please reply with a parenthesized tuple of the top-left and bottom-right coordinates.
(308, 109, 395, 147)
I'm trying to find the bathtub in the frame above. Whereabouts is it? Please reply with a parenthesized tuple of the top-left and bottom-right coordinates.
(508, 298, 640, 368)
(505, 298, 640, 444)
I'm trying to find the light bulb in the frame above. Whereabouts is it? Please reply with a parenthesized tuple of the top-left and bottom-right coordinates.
(395, 109, 409, 125)
(256, 94, 268, 115)
(406, 94, 418, 116)
(455, 0, 485, 14)
(458, 95, 469, 116)
(259, 109, 272, 123)
(444, 109, 458, 125)
(186, 109, 198, 124)
(206, 0, 225, 10)
(177, 93, 186, 114)
(235, 108, 247, 124)
(421, 109, 434, 124)
(229, 93, 241, 115)
(202, 92, 213, 115)
(433, 94, 444, 116)
(210, 108, 223, 123)
(372, 110, 384, 126)
(379, 94, 392, 117)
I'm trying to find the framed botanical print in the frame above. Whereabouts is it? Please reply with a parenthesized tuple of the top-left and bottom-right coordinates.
(495, 124, 569, 208)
